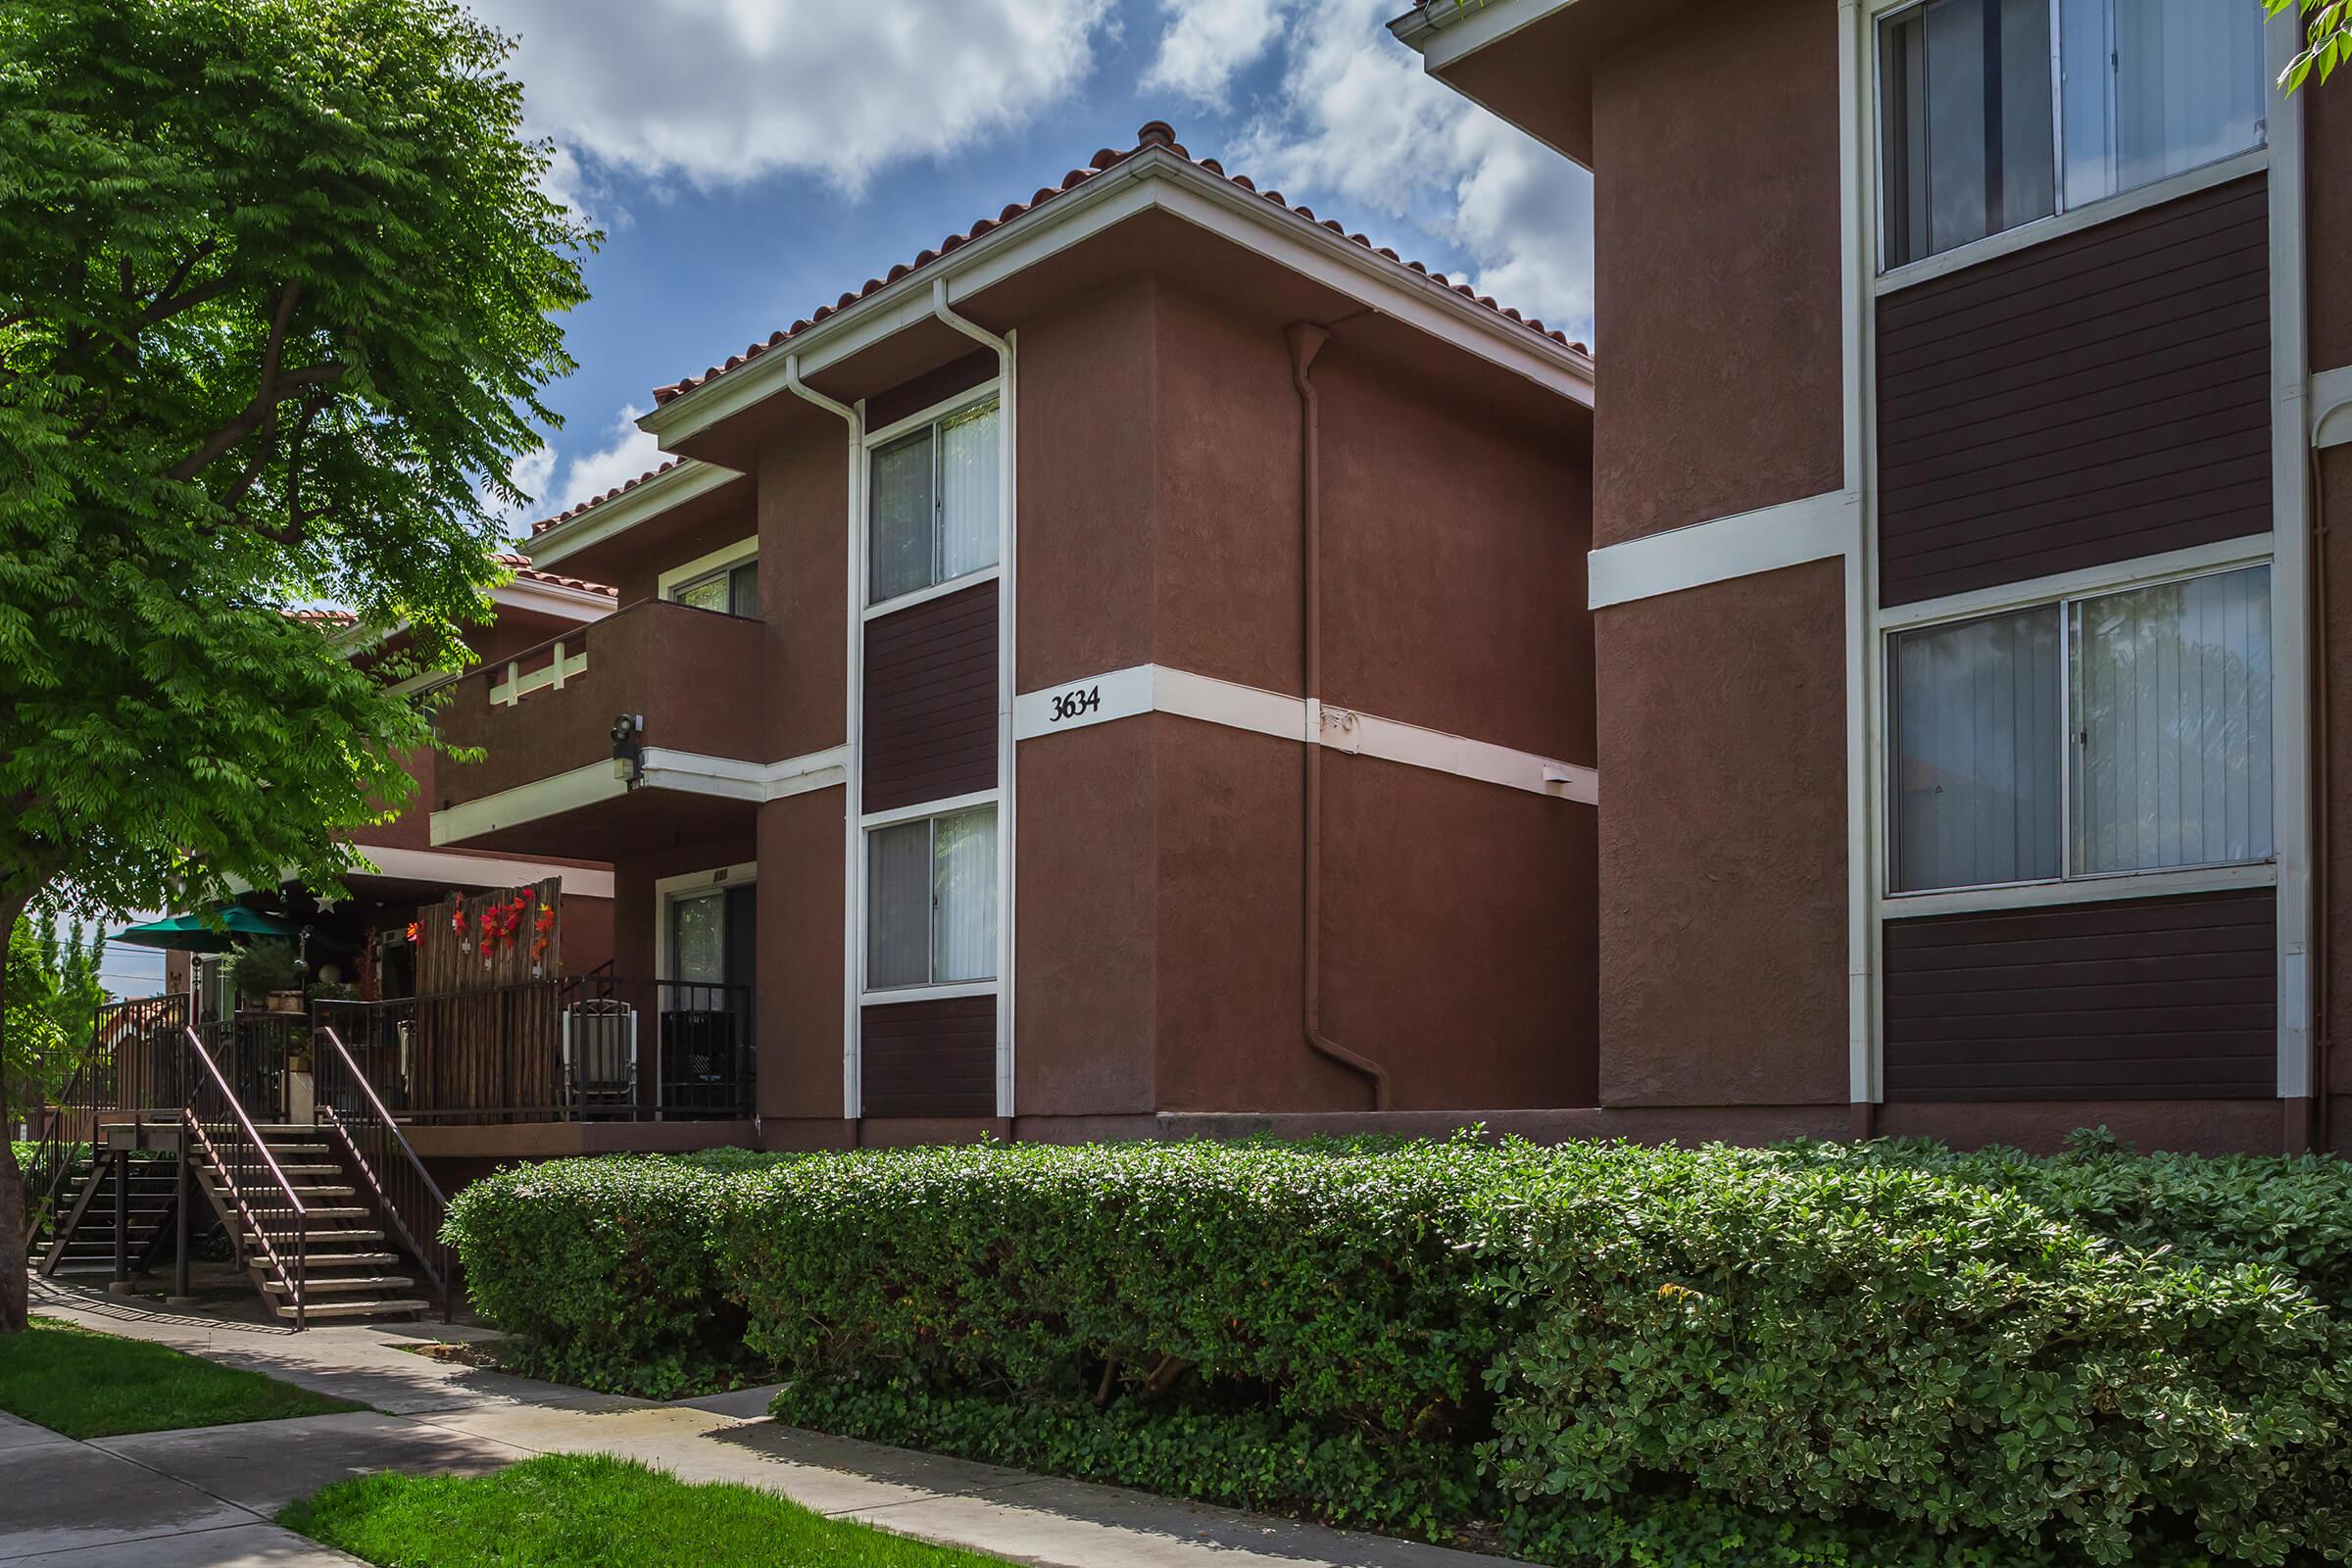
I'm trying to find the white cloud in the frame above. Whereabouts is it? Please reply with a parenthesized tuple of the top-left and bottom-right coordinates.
(498, 405, 664, 532)
(1224, 0, 1595, 341)
(472, 0, 1118, 195)
(1142, 0, 1297, 106)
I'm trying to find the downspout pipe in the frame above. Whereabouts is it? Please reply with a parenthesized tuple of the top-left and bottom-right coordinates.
(783, 352, 862, 1126)
(2311, 395, 2351, 1153)
(1287, 321, 1390, 1111)
(930, 278, 1018, 1121)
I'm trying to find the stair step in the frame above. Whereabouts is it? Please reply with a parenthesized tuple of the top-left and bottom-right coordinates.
(272, 1298, 430, 1321)
(286, 1186, 357, 1200)
(263, 1275, 416, 1295)
(298, 1250, 402, 1267)
(244, 1227, 386, 1246)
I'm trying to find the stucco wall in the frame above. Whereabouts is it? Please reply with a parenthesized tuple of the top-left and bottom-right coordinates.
(2309, 73, 2352, 375)
(1589, 0, 1843, 545)
(1016, 274, 1158, 690)
(757, 786, 846, 1124)
(1312, 343, 1592, 763)
(1594, 558, 1847, 1106)
(760, 432, 850, 761)
(1014, 719, 1157, 1116)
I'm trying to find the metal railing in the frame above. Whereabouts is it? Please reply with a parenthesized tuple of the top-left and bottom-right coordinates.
(315, 1026, 455, 1322)
(189, 1011, 311, 1125)
(22, 995, 187, 1249)
(314, 974, 754, 1124)
(179, 1026, 309, 1330)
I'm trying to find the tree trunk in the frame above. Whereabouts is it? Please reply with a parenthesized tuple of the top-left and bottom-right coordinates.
(1, 884, 32, 1333)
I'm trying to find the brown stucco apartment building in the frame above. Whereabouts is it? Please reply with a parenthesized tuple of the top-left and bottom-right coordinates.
(427, 123, 1602, 1150)
(1394, 0, 2352, 1153)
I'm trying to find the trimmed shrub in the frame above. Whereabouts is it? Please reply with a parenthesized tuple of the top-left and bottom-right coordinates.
(442, 1156, 739, 1396)
(1777, 1133, 2352, 1312)
(1471, 1141, 2350, 1566)
(448, 1136, 2352, 1565)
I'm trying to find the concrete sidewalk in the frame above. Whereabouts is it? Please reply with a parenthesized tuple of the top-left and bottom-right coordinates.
(11, 1280, 1518, 1568)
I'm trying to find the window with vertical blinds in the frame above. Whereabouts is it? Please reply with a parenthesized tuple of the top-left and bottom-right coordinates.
(868, 397, 1000, 607)
(1888, 564, 2272, 895)
(865, 805, 998, 992)
(1878, 0, 2267, 269)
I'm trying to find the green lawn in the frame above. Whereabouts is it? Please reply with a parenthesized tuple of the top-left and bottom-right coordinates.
(0, 1316, 361, 1438)
(282, 1453, 1013, 1567)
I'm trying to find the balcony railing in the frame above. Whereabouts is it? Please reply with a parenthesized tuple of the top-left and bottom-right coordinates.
(433, 596, 765, 813)
(313, 975, 754, 1124)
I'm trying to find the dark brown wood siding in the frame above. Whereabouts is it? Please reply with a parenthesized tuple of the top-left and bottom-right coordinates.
(1883, 888, 2276, 1102)
(867, 350, 996, 431)
(862, 581, 998, 813)
(1877, 175, 2271, 607)
(861, 995, 995, 1117)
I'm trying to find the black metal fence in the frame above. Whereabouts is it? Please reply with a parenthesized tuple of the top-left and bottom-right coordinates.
(313, 975, 753, 1123)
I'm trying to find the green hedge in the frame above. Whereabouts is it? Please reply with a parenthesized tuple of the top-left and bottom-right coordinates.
(442, 1156, 744, 1396)
(447, 1138, 2352, 1566)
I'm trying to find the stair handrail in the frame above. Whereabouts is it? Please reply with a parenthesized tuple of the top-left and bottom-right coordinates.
(314, 1024, 455, 1321)
(24, 994, 187, 1250)
(180, 1025, 309, 1330)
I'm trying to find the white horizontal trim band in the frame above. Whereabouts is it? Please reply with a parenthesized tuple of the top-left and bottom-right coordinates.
(1587, 490, 1854, 610)
(1013, 664, 1597, 805)
(429, 745, 849, 845)
(352, 844, 613, 901)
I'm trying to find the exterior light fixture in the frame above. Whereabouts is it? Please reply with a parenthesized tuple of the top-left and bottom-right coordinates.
(611, 713, 645, 787)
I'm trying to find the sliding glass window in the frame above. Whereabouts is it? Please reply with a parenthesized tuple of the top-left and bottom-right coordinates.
(865, 805, 998, 991)
(868, 398, 1000, 605)
(1889, 565, 2272, 894)
(1879, 0, 2267, 269)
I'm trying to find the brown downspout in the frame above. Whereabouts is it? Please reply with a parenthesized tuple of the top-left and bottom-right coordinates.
(1287, 321, 1390, 1110)
(2311, 435, 2335, 1153)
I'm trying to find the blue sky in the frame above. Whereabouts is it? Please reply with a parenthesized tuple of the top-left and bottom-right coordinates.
(471, 0, 1596, 532)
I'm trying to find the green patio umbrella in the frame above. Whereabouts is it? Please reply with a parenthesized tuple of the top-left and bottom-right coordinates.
(112, 906, 304, 953)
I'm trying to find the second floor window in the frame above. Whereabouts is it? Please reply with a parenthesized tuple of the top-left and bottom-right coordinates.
(1889, 564, 2273, 894)
(869, 397, 1000, 606)
(1879, 0, 2267, 270)
(672, 560, 759, 617)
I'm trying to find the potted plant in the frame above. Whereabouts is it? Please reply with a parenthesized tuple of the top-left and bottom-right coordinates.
(226, 939, 302, 1012)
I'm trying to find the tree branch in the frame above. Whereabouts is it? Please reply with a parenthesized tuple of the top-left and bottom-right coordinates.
(168, 284, 349, 483)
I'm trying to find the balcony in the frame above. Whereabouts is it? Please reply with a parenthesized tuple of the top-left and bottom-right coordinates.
(430, 597, 766, 857)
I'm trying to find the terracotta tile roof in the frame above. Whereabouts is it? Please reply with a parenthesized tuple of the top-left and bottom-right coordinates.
(650, 121, 1591, 413)
(284, 608, 359, 625)
(527, 458, 694, 537)
(495, 552, 618, 598)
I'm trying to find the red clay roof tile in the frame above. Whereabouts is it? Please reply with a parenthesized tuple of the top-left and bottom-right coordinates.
(535, 122, 1590, 544)
(649, 121, 1589, 413)
(494, 551, 617, 598)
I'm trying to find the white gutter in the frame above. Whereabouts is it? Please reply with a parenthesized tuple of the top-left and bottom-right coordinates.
(781, 351, 867, 1124)
(524, 459, 744, 571)
(928, 278, 1020, 1122)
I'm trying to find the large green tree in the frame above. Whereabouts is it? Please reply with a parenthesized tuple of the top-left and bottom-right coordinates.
(3, 919, 106, 1134)
(0, 0, 592, 1329)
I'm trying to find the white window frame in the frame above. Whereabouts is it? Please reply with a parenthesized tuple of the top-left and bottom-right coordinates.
(858, 792, 1001, 1004)
(861, 386, 1003, 614)
(1867, 0, 2272, 291)
(658, 536, 760, 613)
(1881, 543, 2278, 916)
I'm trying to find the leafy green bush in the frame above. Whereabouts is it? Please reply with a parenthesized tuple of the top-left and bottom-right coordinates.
(1777, 1132, 2352, 1311)
(442, 1156, 741, 1397)
(448, 1137, 2352, 1566)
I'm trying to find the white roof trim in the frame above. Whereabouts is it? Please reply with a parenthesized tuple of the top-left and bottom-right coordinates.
(1389, 0, 1580, 70)
(524, 459, 745, 569)
(640, 149, 1592, 448)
